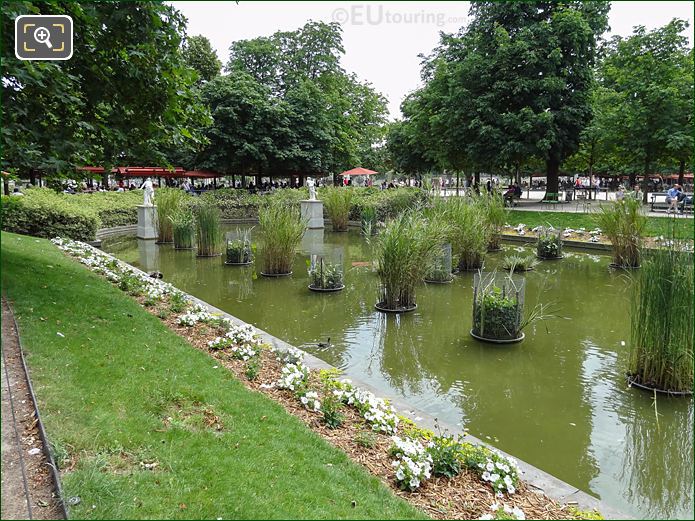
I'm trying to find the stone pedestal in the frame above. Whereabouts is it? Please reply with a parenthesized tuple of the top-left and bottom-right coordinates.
(300, 200, 324, 229)
(137, 205, 158, 240)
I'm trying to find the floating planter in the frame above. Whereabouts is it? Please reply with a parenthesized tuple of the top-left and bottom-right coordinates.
(425, 243, 454, 284)
(258, 201, 307, 277)
(155, 188, 187, 244)
(308, 255, 345, 292)
(595, 198, 646, 269)
(501, 254, 538, 273)
(195, 200, 223, 257)
(536, 227, 563, 260)
(225, 228, 253, 265)
(322, 187, 353, 232)
(170, 210, 195, 250)
(446, 197, 489, 271)
(627, 237, 693, 396)
(373, 212, 445, 313)
(471, 272, 525, 343)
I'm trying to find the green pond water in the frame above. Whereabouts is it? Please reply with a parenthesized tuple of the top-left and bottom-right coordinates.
(104, 227, 694, 519)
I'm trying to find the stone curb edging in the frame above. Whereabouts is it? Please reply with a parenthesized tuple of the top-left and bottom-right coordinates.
(91, 247, 629, 520)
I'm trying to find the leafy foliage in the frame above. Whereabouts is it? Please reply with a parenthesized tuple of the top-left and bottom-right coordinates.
(1, 1, 210, 177)
(182, 35, 222, 84)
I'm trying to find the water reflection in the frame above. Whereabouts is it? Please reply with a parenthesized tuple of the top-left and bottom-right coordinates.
(102, 228, 694, 519)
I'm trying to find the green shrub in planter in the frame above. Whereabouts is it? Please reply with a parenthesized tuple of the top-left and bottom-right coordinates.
(472, 273, 524, 341)
(536, 227, 563, 259)
(308, 257, 344, 289)
(226, 228, 253, 264)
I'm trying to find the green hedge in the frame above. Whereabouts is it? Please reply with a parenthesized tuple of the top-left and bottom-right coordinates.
(0, 187, 430, 241)
(1, 189, 141, 241)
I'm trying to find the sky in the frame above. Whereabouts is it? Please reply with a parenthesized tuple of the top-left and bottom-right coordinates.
(172, 1, 695, 118)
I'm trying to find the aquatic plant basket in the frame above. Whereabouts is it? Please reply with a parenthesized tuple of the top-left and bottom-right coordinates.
(425, 243, 454, 283)
(626, 374, 692, 397)
(471, 272, 525, 342)
(225, 228, 253, 265)
(308, 253, 345, 291)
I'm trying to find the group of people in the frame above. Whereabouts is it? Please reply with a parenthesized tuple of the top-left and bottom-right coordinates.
(666, 184, 691, 214)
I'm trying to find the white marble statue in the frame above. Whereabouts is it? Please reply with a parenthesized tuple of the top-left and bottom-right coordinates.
(140, 177, 155, 206)
(307, 177, 317, 201)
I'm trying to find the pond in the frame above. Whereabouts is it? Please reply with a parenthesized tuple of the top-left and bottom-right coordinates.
(103, 226, 693, 519)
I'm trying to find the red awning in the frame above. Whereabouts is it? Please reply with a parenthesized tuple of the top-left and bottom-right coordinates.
(340, 167, 378, 176)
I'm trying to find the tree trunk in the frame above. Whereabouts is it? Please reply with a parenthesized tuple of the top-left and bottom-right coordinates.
(545, 158, 560, 199)
(678, 159, 685, 186)
(456, 171, 460, 196)
(642, 156, 650, 204)
(629, 171, 636, 188)
(588, 142, 595, 201)
(3, 177, 9, 196)
(514, 162, 521, 185)
(29, 169, 36, 186)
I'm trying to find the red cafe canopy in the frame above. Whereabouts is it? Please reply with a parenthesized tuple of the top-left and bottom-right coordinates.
(184, 170, 220, 179)
(340, 167, 378, 176)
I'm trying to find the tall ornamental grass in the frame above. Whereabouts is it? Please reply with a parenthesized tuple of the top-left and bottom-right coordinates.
(195, 201, 222, 257)
(170, 209, 195, 250)
(629, 240, 694, 393)
(372, 212, 445, 310)
(445, 197, 490, 271)
(595, 198, 646, 268)
(477, 194, 509, 251)
(258, 202, 307, 275)
(322, 187, 353, 232)
(155, 188, 187, 243)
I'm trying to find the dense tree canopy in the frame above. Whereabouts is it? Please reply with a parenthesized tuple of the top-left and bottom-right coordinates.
(194, 21, 388, 178)
(182, 35, 222, 84)
(598, 19, 693, 200)
(1, 1, 209, 178)
(389, 1, 611, 193)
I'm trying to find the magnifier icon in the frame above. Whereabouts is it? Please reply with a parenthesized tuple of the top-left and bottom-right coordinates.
(33, 26, 52, 49)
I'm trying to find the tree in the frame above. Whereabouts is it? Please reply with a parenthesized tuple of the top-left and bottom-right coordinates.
(2, 1, 209, 180)
(206, 21, 388, 180)
(409, 1, 610, 196)
(600, 19, 693, 201)
(182, 35, 222, 84)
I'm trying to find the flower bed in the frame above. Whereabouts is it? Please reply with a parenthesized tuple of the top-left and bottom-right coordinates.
(51, 236, 601, 521)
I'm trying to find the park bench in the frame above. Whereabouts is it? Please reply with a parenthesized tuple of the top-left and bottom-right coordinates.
(650, 192, 693, 214)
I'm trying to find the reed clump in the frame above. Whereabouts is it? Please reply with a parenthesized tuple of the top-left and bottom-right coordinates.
(322, 187, 354, 232)
(258, 201, 307, 275)
(170, 208, 195, 250)
(595, 198, 646, 268)
(195, 200, 222, 257)
(372, 211, 446, 310)
(444, 197, 490, 271)
(155, 188, 188, 243)
(629, 238, 694, 393)
(477, 194, 509, 251)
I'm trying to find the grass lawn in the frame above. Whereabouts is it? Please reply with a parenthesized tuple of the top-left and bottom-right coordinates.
(1, 232, 424, 520)
(507, 210, 693, 239)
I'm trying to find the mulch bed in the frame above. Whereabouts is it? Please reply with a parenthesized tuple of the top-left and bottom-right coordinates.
(130, 295, 590, 520)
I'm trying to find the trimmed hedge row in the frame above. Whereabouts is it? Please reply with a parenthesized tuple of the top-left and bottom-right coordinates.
(1, 189, 141, 241)
(0, 187, 430, 241)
